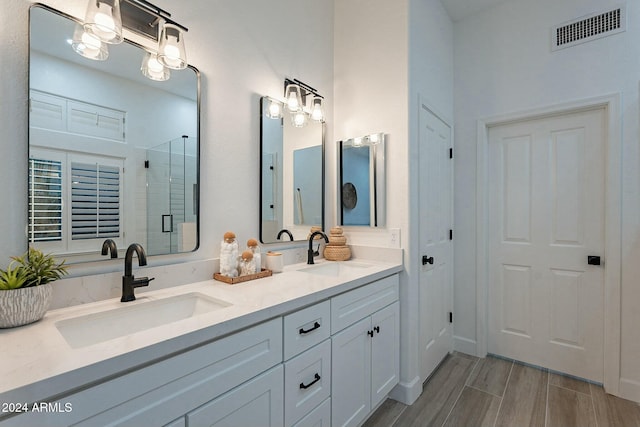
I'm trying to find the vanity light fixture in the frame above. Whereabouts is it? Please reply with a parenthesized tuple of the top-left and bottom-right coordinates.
(83, 0, 123, 44)
(71, 23, 109, 61)
(75, 0, 189, 81)
(274, 78, 325, 126)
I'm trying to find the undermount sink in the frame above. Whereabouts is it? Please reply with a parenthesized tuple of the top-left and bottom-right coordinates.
(299, 261, 374, 277)
(55, 292, 232, 349)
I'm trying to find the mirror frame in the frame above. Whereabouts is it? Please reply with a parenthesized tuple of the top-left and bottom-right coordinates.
(28, 3, 201, 263)
(259, 96, 325, 244)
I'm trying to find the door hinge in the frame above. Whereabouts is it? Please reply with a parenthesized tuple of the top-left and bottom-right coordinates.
(449, 148, 453, 159)
(449, 229, 453, 240)
(449, 312, 453, 323)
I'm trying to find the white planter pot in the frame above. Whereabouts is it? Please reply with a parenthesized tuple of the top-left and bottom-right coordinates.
(0, 284, 53, 328)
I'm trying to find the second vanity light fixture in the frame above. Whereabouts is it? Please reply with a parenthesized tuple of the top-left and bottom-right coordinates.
(265, 78, 325, 127)
(72, 0, 189, 82)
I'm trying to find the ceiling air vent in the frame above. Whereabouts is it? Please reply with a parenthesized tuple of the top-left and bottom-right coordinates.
(552, 5, 626, 51)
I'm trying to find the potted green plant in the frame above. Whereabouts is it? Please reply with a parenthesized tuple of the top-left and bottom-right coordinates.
(0, 248, 67, 328)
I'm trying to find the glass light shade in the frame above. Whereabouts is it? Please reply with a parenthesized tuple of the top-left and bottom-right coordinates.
(141, 52, 170, 81)
(291, 110, 308, 128)
(265, 98, 283, 119)
(158, 23, 187, 70)
(71, 24, 109, 61)
(83, 0, 123, 44)
(310, 97, 324, 121)
(285, 84, 303, 112)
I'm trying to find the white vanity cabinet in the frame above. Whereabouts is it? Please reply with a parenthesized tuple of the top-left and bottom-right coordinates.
(330, 275, 400, 427)
(0, 318, 283, 427)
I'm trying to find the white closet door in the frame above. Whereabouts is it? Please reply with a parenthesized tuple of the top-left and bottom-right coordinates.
(487, 107, 605, 382)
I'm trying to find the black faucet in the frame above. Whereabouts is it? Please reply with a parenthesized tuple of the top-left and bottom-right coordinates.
(121, 243, 154, 302)
(307, 231, 329, 265)
(101, 239, 118, 259)
(277, 229, 294, 241)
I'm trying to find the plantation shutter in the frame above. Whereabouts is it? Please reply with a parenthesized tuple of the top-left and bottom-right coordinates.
(70, 162, 120, 240)
(28, 158, 63, 242)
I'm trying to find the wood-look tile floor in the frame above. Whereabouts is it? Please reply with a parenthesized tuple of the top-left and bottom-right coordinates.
(364, 352, 640, 427)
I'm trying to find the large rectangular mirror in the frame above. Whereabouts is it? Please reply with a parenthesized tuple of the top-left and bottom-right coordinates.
(28, 5, 200, 263)
(339, 134, 386, 227)
(260, 96, 324, 243)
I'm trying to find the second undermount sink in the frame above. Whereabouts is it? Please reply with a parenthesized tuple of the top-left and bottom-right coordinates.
(299, 261, 374, 277)
(55, 292, 232, 349)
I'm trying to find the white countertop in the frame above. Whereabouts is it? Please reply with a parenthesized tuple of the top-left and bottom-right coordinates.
(0, 254, 402, 405)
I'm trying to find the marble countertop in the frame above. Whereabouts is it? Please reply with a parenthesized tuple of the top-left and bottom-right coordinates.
(0, 250, 402, 405)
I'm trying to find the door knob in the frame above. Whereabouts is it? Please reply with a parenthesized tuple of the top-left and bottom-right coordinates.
(422, 255, 434, 265)
(587, 256, 601, 266)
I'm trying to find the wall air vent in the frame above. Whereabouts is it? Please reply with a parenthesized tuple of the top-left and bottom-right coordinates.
(552, 5, 625, 51)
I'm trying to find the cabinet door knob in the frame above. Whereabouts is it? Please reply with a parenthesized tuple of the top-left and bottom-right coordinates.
(299, 321, 321, 334)
(299, 373, 321, 389)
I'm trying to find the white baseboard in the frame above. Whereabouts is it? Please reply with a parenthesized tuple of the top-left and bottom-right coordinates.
(618, 378, 640, 404)
(389, 376, 422, 405)
(453, 335, 478, 356)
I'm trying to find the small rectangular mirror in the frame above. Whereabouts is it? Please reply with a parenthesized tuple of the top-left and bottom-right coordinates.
(339, 134, 386, 227)
(260, 96, 324, 243)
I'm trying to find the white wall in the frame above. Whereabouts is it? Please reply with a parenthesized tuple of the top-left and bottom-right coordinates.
(333, 0, 454, 404)
(453, 0, 640, 401)
(1, 0, 333, 291)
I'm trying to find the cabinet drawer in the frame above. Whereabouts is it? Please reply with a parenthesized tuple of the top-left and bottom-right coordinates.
(292, 398, 331, 427)
(284, 300, 330, 360)
(284, 340, 331, 427)
(331, 274, 399, 333)
(187, 365, 284, 427)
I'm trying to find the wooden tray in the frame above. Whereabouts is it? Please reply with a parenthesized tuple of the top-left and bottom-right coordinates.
(213, 268, 273, 284)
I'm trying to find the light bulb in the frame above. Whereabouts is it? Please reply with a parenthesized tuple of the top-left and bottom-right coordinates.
(311, 97, 324, 121)
(158, 24, 187, 70)
(84, 0, 122, 44)
(287, 93, 300, 111)
(292, 111, 308, 127)
(266, 99, 282, 119)
(368, 133, 380, 144)
(81, 31, 102, 50)
(141, 52, 170, 81)
(94, 10, 116, 40)
(353, 137, 363, 146)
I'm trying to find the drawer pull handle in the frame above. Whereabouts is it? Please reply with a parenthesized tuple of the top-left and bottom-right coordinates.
(374, 326, 380, 334)
(299, 322, 321, 334)
(300, 373, 321, 390)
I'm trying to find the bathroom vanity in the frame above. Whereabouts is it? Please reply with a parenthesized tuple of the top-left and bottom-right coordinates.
(0, 252, 401, 427)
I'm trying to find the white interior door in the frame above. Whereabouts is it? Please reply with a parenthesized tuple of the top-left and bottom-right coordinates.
(487, 108, 605, 382)
(419, 104, 453, 381)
